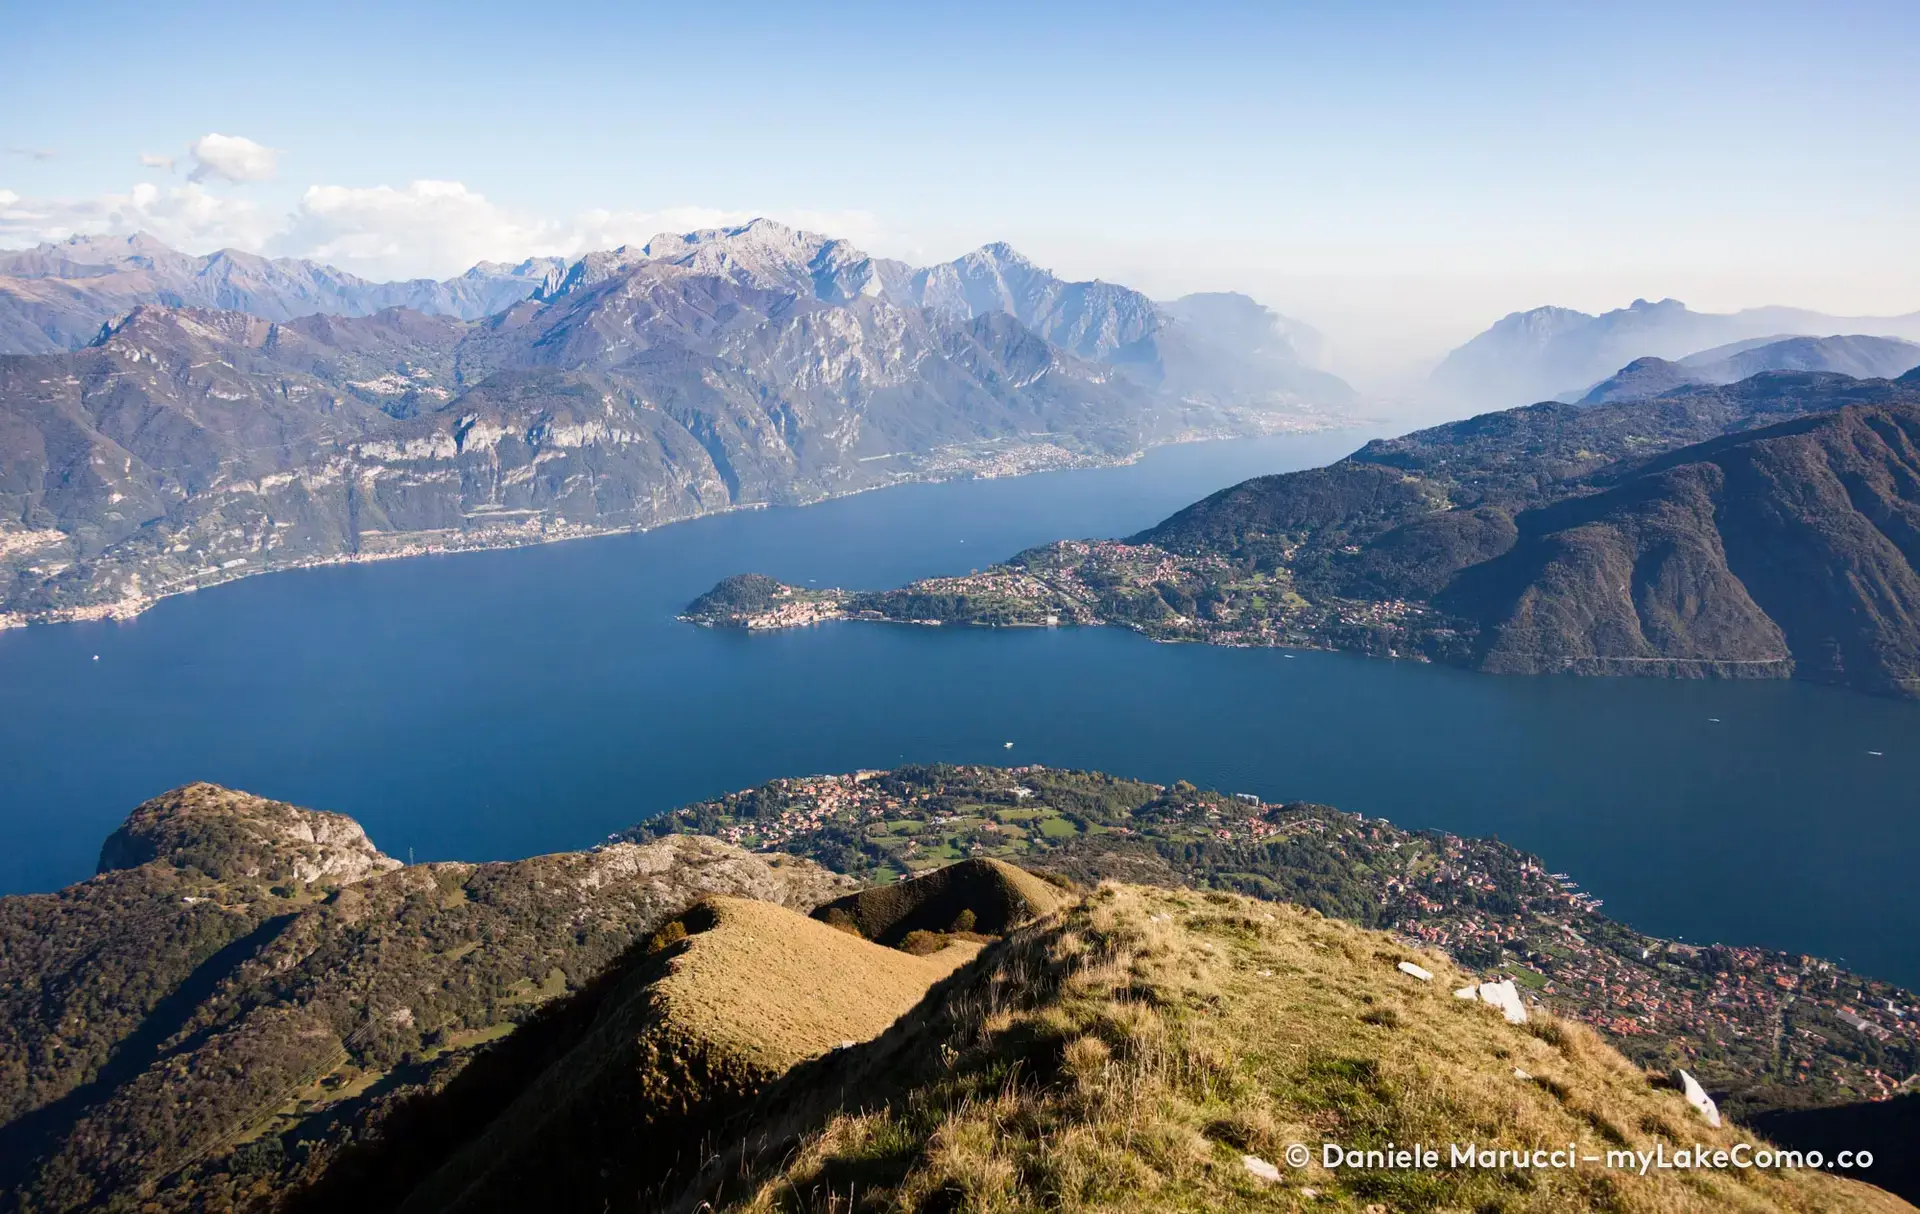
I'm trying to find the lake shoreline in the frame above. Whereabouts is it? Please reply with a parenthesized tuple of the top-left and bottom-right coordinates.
(1, 421, 1347, 635)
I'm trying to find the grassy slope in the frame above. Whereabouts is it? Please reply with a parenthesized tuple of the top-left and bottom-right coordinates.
(384, 896, 980, 1214)
(679, 883, 1909, 1213)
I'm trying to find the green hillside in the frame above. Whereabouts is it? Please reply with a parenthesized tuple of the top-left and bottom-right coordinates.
(0, 784, 852, 1212)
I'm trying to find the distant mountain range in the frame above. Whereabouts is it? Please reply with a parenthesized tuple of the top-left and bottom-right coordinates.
(0, 229, 1351, 411)
(1431, 297, 1920, 407)
(0, 220, 1352, 625)
(1579, 334, 1920, 404)
(0, 233, 569, 353)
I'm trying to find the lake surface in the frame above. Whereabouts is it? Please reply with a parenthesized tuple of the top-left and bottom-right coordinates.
(4, 430, 1918, 987)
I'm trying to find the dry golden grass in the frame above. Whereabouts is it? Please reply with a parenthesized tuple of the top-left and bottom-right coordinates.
(658, 895, 981, 1072)
(681, 884, 1911, 1214)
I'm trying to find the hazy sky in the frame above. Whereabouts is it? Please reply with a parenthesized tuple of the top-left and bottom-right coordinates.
(4, 0, 1916, 378)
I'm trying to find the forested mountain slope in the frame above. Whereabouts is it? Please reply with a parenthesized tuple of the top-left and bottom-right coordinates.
(0, 784, 850, 1210)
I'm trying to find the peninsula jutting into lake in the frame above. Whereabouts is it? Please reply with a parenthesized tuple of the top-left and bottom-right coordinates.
(689, 368, 1920, 699)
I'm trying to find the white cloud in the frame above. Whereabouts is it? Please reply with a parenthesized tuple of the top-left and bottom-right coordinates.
(275, 181, 886, 279)
(186, 133, 278, 184)
(0, 182, 275, 253)
(1, 159, 890, 280)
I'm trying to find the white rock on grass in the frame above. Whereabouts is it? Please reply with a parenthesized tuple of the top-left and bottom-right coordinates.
(1677, 1068, 1722, 1127)
(1454, 985, 1479, 1000)
(1241, 1154, 1281, 1182)
(1477, 979, 1529, 1024)
(1396, 960, 1434, 981)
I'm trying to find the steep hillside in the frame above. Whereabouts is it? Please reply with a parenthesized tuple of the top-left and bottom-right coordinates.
(1447, 402, 1920, 694)
(0, 221, 1342, 626)
(0, 785, 851, 1211)
(675, 884, 1907, 1212)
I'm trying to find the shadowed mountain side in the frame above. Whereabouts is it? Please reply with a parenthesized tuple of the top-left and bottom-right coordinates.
(1445, 404, 1920, 692)
(668, 884, 1910, 1213)
(1137, 373, 1920, 608)
(811, 856, 1069, 944)
(290, 896, 980, 1214)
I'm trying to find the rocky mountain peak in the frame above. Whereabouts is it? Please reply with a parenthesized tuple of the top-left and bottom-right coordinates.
(95, 782, 401, 888)
(92, 303, 276, 353)
(965, 240, 1037, 269)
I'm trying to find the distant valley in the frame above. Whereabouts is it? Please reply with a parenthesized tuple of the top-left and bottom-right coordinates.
(0, 223, 1353, 627)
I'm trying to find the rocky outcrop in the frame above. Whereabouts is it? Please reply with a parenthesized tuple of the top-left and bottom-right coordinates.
(96, 782, 400, 887)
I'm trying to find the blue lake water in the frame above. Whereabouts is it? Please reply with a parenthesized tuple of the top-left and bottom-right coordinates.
(3, 430, 1917, 987)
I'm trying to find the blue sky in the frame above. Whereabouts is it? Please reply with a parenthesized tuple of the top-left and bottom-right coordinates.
(4, 0, 1917, 371)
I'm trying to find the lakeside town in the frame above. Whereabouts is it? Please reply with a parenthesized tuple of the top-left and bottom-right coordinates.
(631, 763, 1920, 1114)
(682, 536, 1465, 664)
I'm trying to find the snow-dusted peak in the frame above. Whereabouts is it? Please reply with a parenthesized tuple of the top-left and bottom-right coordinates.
(640, 217, 810, 260)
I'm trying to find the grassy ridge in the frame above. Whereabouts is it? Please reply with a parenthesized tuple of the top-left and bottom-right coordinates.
(371, 896, 980, 1213)
(678, 884, 1909, 1213)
